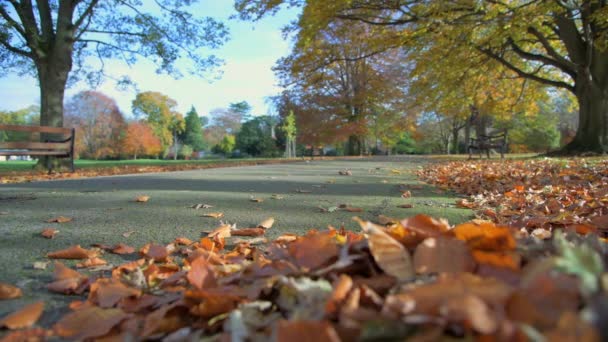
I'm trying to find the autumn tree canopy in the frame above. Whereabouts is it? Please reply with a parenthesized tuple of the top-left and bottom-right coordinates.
(0, 1, 228, 134)
(236, 0, 608, 153)
(132, 91, 183, 156)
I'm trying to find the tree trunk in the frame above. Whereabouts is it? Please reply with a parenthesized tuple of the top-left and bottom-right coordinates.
(562, 80, 608, 153)
(347, 135, 362, 155)
(451, 126, 460, 154)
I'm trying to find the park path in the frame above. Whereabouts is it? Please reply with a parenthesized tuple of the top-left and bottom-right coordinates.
(0, 156, 471, 325)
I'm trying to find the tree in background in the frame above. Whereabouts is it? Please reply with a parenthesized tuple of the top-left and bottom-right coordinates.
(281, 110, 297, 158)
(0, 1, 228, 163)
(122, 121, 162, 159)
(169, 114, 186, 160)
(132, 91, 182, 157)
(237, 0, 608, 153)
(204, 101, 251, 149)
(0, 106, 39, 142)
(236, 116, 280, 157)
(181, 106, 207, 151)
(64, 91, 126, 159)
(214, 135, 236, 155)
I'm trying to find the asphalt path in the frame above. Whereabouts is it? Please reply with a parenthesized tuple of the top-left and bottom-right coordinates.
(0, 156, 471, 325)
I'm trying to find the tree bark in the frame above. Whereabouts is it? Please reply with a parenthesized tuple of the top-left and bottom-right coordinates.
(562, 80, 608, 153)
(347, 135, 363, 155)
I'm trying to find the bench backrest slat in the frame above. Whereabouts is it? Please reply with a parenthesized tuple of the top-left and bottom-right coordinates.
(0, 142, 71, 150)
(0, 124, 72, 135)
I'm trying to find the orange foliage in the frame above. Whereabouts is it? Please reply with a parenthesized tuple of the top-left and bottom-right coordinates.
(122, 121, 162, 159)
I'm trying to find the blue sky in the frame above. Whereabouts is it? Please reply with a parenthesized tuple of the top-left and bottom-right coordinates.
(0, 2, 297, 118)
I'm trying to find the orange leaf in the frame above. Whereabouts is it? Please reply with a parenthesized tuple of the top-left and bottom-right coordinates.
(47, 245, 97, 259)
(47, 262, 87, 294)
(0, 282, 22, 300)
(187, 256, 217, 290)
(135, 195, 150, 203)
(202, 212, 224, 219)
(174, 237, 194, 246)
(90, 280, 142, 308)
(76, 257, 108, 268)
(400, 190, 412, 198)
(288, 231, 339, 270)
(111, 243, 135, 255)
(357, 218, 414, 281)
(342, 206, 364, 213)
(453, 222, 516, 251)
(206, 224, 231, 239)
(397, 204, 414, 209)
(46, 216, 72, 223)
(413, 237, 475, 274)
(276, 320, 340, 342)
(140, 244, 169, 262)
(231, 228, 265, 237)
(54, 306, 129, 340)
(472, 250, 520, 270)
(325, 274, 353, 315)
(41, 228, 59, 239)
(0, 302, 44, 330)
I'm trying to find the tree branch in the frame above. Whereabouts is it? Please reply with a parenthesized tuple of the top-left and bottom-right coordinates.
(478, 46, 575, 92)
(73, 0, 100, 31)
(508, 37, 576, 79)
(527, 26, 577, 73)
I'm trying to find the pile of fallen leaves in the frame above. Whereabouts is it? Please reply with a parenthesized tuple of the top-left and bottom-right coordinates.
(419, 159, 608, 238)
(0, 159, 297, 184)
(2, 213, 607, 341)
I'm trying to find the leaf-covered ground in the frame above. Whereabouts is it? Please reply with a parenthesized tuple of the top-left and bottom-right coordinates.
(1, 157, 607, 341)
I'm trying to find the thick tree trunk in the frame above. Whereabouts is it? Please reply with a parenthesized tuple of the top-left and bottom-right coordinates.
(561, 81, 608, 153)
(451, 126, 460, 154)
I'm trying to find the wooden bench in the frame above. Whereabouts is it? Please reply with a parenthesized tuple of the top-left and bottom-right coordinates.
(0, 124, 76, 172)
(468, 132, 507, 159)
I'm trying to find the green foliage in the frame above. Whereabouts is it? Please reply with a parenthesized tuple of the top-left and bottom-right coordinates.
(236, 116, 281, 157)
(0, 106, 39, 142)
(508, 112, 560, 153)
(182, 107, 207, 151)
(392, 132, 418, 154)
(178, 145, 194, 159)
(215, 135, 236, 155)
(281, 110, 297, 139)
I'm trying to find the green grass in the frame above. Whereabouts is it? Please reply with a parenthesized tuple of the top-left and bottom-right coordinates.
(0, 158, 274, 172)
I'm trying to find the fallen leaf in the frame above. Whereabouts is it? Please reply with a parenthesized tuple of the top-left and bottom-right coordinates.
(271, 194, 284, 200)
(288, 232, 340, 270)
(400, 190, 412, 198)
(202, 212, 224, 219)
(206, 224, 232, 239)
(141, 244, 169, 262)
(0, 302, 44, 329)
(232, 237, 268, 245)
(187, 256, 217, 290)
(33, 261, 49, 270)
(250, 197, 264, 203)
(76, 257, 108, 268)
(47, 245, 97, 259)
(356, 218, 414, 281)
(135, 195, 150, 203)
(294, 188, 312, 193)
(192, 203, 213, 209)
(121, 231, 136, 238)
(41, 228, 59, 239)
(111, 243, 135, 255)
(413, 237, 475, 274)
(397, 204, 414, 209)
(46, 216, 72, 223)
(174, 237, 194, 245)
(54, 306, 130, 340)
(258, 217, 275, 229)
(231, 228, 265, 237)
(338, 170, 352, 176)
(276, 320, 340, 342)
(0, 283, 22, 300)
(342, 206, 363, 213)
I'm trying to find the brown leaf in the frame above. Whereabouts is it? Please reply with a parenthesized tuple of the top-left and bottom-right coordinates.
(41, 228, 59, 239)
(47, 245, 97, 259)
(231, 228, 265, 237)
(413, 237, 475, 274)
(111, 243, 135, 255)
(206, 224, 232, 239)
(54, 306, 130, 340)
(135, 195, 150, 203)
(250, 197, 264, 203)
(174, 237, 194, 245)
(357, 218, 414, 281)
(46, 216, 72, 223)
(288, 231, 340, 270)
(258, 217, 275, 229)
(47, 262, 87, 294)
(342, 206, 364, 213)
(397, 204, 414, 209)
(276, 320, 341, 342)
(90, 279, 142, 308)
(187, 256, 217, 290)
(400, 190, 412, 198)
(453, 222, 516, 251)
(325, 274, 353, 315)
(140, 244, 169, 262)
(76, 257, 108, 268)
(0, 302, 44, 330)
(201, 212, 224, 219)
(0, 283, 22, 300)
